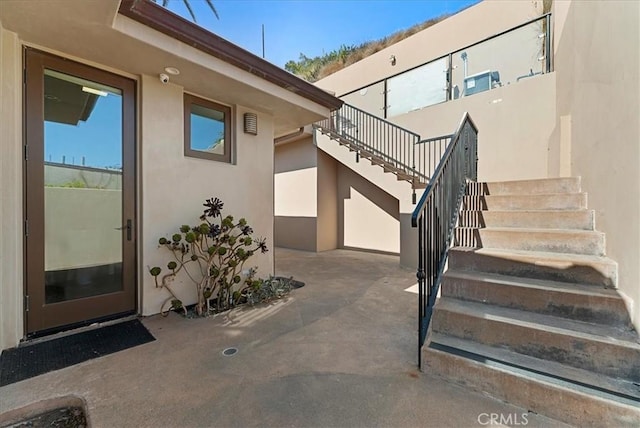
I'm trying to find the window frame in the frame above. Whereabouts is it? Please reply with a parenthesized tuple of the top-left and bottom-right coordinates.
(183, 93, 232, 163)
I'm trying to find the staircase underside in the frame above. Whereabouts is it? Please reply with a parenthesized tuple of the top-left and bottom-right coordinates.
(315, 126, 427, 190)
(425, 177, 640, 426)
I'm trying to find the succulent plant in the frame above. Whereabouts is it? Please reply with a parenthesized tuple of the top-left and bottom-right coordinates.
(150, 197, 269, 317)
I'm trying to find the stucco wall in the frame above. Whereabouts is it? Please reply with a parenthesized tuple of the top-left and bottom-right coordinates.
(393, 72, 557, 182)
(553, 0, 640, 328)
(316, 150, 338, 251)
(337, 165, 400, 254)
(274, 138, 318, 251)
(140, 74, 275, 316)
(0, 25, 23, 351)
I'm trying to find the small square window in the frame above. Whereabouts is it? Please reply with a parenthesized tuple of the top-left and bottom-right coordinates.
(184, 94, 232, 163)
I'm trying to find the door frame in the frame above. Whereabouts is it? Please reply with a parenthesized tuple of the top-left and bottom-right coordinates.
(23, 47, 138, 336)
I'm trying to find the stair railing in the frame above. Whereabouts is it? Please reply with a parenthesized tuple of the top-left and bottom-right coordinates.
(315, 103, 421, 178)
(411, 112, 478, 369)
(413, 134, 454, 193)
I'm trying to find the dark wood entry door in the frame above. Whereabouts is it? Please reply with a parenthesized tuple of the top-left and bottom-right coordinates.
(24, 48, 136, 335)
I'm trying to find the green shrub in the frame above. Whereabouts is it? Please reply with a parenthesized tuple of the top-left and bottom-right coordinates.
(150, 197, 268, 317)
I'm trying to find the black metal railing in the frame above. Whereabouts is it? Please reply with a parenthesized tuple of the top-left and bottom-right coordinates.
(411, 112, 478, 369)
(414, 135, 453, 187)
(315, 103, 421, 179)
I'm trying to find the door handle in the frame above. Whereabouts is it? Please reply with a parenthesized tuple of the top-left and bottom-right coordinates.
(115, 219, 133, 241)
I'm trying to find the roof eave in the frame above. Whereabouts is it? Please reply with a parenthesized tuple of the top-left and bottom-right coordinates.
(118, 0, 342, 111)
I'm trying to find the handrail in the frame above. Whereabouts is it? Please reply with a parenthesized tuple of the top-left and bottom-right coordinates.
(417, 135, 454, 145)
(413, 135, 453, 191)
(315, 103, 421, 179)
(411, 112, 478, 369)
(317, 102, 420, 137)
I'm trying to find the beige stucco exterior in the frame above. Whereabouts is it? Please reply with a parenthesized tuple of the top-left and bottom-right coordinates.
(0, 0, 336, 350)
(550, 0, 640, 327)
(275, 135, 404, 255)
(338, 165, 400, 254)
(393, 73, 556, 182)
(0, 24, 24, 353)
(274, 137, 318, 251)
(139, 75, 276, 315)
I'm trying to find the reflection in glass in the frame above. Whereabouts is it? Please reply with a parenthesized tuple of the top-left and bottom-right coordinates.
(451, 20, 545, 99)
(43, 69, 124, 304)
(387, 58, 447, 118)
(341, 81, 385, 117)
(190, 104, 226, 156)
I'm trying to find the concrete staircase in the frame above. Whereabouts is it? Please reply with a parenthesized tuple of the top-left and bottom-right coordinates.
(425, 177, 640, 426)
(314, 123, 427, 190)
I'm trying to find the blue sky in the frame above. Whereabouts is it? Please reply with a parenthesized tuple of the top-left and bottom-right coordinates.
(164, 0, 479, 68)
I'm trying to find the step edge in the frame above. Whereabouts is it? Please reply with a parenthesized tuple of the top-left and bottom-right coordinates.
(464, 192, 586, 198)
(477, 177, 580, 186)
(427, 337, 640, 406)
(435, 298, 640, 347)
(454, 227, 605, 236)
(443, 270, 621, 298)
(449, 246, 617, 264)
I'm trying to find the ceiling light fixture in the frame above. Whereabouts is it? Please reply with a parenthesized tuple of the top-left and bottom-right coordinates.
(164, 66, 180, 75)
(82, 86, 108, 97)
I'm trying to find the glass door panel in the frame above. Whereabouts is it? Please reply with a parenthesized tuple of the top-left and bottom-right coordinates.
(43, 70, 124, 304)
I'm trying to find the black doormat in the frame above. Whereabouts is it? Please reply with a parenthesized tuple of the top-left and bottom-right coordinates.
(0, 319, 155, 386)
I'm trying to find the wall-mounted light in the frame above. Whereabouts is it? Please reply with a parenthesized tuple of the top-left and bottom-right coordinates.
(389, 55, 396, 66)
(244, 112, 258, 135)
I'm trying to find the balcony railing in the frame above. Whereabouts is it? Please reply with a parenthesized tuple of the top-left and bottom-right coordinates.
(341, 13, 552, 119)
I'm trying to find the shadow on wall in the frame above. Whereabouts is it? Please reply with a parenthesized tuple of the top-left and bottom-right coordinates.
(338, 165, 400, 254)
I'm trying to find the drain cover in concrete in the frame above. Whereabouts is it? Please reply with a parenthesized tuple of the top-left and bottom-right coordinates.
(222, 347, 238, 357)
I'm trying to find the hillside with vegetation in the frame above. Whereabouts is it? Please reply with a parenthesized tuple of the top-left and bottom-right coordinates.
(284, 12, 455, 82)
(285, 0, 552, 83)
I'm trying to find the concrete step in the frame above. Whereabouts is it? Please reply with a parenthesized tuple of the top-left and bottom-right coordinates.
(467, 177, 581, 196)
(458, 209, 595, 230)
(412, 180, 427, 190)
(453, 227, 605, 256)
(431, 298, 640, 381)
(448, 247, 618, 288)
(462, 193, 587, 211)
(442, 270, 632, 327)
(424, 334, 640, 427)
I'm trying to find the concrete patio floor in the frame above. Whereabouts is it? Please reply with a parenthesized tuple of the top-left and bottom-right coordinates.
(0, 248, 569, 427)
